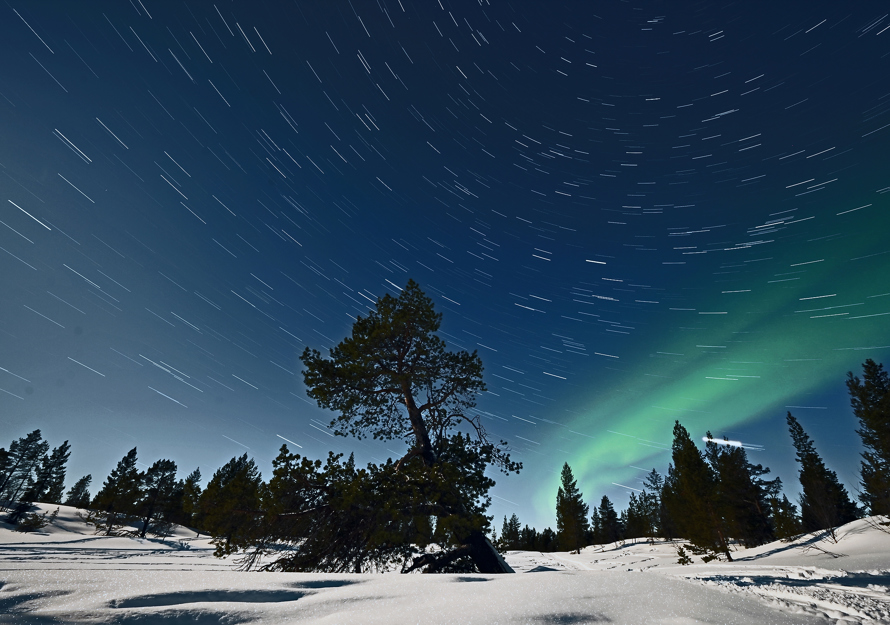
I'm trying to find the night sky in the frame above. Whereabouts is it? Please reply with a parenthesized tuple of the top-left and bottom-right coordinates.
(2, 1, 889, 530)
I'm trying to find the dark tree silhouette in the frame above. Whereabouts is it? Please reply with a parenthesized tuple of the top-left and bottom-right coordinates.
(704, 434, 778, 547)
(555, 463, 589, 552)
(786, 412, 859, 533)
(662, 421, 732, 561)
(297, 280, 519, 573)
(64, 475, 92, 509)
(846, 359, 890, 515)
(195, 454, 262, 557)
(91, 448, 142, 535)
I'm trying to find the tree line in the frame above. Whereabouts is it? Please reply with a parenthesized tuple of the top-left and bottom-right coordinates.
(2, 280, 887, 572)
(495, 358, 888, 561)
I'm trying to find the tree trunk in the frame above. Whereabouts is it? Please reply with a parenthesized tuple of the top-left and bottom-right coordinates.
(401, 385, 436, 466)
(466, 530, 514, 573)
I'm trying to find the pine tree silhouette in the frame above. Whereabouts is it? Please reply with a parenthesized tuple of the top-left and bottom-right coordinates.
(786, 412, 859, 534)
(555, 463, 589, 552)
(846, 359, 890, 515)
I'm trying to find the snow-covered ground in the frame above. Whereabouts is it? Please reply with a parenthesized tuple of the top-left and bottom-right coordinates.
(1, 503, 888, 624)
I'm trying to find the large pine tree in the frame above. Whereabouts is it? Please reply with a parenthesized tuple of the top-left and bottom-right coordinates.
(662, 421, 732, 560)
(786, 412, 859, 532)
(555, 462, 589, 552)
(846, 359, 890, 515)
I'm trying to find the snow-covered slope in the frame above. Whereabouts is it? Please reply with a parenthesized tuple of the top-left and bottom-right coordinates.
(1, 503, 888, 624)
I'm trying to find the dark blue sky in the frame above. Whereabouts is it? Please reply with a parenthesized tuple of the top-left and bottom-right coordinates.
(2, 1, 889, 529)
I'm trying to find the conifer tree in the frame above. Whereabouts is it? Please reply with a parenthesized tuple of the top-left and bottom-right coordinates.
(519, 524, 538, 550)
(536, 527, 557, 552)
(64, 475, 92, 509)
(769, 494, 803, 540)
(136, 459, 178, 538)
(35, 441, 71, 504)
(499, 513, 522, 551)
(195, 454, 262, 556)
(662, 421, 732, 560)
(299, 280, 519, 574)
(704, 434, 777, 547)
(91, 447, 142, 535)
(589, 508, 603, 544)
(597, 496, 622, 544)
(555, 462, 589, 552)
(0, 430, 49, 511)
(180, 468, 202, 534)
(786, 412, 859, 532)
(846, 359, 890, 515)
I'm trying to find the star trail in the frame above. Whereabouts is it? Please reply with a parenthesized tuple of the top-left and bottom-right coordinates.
(1, 1, 888, 528)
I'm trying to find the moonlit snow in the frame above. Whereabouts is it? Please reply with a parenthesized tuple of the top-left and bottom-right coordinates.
(1, 503, 888, 623)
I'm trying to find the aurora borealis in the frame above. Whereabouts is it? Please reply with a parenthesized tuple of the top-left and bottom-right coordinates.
(1, 1, 888, 529)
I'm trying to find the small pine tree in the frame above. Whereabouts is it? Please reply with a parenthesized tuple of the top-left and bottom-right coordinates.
(846, 360, 890, 515)
(136, 459, 178, 538)
(195, 454, 262, 557)
(555, 463, 589, 552)
(786, 412, 859, 533)
(180, 468, 202, 535)
(39, 441, 71, 504)
(499, 513, 522, 551)
(91, 447, 142, 535)
(598, 496, 622, 544)
(676, 545, 693, 565)
(589, 508, 602, 544)
(64, 475, 92, 509)
(1, 430, 49, 514)
(769, 494, 803, 540)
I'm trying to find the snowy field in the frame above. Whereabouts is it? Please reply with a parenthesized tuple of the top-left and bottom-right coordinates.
(1, 504, 888, 624)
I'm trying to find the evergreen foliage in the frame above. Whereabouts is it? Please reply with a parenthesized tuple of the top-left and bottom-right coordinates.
(195, 454, 262, 557)
(64, 475, 92, 509)
(769, 494, 803, 540)
(499, 513, 522, 551)
(589, 508, 601, 545)
(91, 447, 142, 535)
(180, 468, 202, 534)
(597, 496, 622, 544)
(662, 421, 732, 561)
(39, 441, 71, 504)
(136, 459, 178, 538)
(555, 463, 589, 552)
(1, 430, 50, 523)
(704, 434, 778, 547)
(786, 412, 859, 532)
(846, 359, 890, 515)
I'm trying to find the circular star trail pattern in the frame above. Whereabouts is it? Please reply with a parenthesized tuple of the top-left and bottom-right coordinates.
(1, 1, 888, 527)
